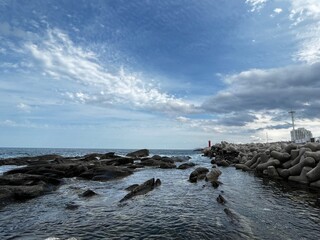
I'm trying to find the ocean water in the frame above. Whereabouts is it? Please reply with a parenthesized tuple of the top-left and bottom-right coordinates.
(0, 148, 320, 240)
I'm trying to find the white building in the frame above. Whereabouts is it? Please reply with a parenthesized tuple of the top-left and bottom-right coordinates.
(290, 127, 313, 143)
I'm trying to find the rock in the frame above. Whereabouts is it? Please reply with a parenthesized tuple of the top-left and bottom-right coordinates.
(120, 178, 161, 202)
(189, 167, 209, 183)
(151, 155, 162, 160)
(99, 157, 134, 166)
(125, 184, 140, 191)
(211, 180, 222, 188)
(315, 198, 320, 207)
(171, 156, 191, 162)
(217, 194, 226, 204)
(0, 173, 61, 186)
(139, 159, 162, 167)
(79, 166, 133, 181)
(177, 162, 196, 170)
(211, 159, 216, 164)
(159, 162, 176, 169)
(306, 161, 320, 182)
(79, 189, 97, 198)
(288, 166, 313, 185)
(65, 202, 79, 210)
(126, 149, 149, 158)
(206, 169, 222, 182)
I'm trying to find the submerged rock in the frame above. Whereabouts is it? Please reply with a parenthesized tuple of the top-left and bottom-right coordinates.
(79, 189, 97, 198)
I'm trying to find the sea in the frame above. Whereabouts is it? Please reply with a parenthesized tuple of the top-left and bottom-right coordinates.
(1, 147, 320, 240)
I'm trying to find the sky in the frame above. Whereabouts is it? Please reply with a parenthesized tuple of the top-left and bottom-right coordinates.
(0, 0, 320, 149)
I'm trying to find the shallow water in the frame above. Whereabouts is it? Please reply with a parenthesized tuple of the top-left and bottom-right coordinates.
(1, 149, 320, 239)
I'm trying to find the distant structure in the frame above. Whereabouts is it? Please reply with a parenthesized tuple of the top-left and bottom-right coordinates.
(290, 128, 313, 143)
(288, 110, 296, 142)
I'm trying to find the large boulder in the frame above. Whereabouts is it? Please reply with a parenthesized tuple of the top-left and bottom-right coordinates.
(189, 167, 209, 183)
(126, 149, 149, 158)
(178, 162, 196, 170)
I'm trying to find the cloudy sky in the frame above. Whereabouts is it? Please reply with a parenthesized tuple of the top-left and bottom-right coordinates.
(1, 0, 320, 149)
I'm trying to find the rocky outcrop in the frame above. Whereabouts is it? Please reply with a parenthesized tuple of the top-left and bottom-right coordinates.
(189, 167, 209, 183)
(177, 162, 196, 170)
(120, 178, 161, 202)
(126, 149, 149, 158)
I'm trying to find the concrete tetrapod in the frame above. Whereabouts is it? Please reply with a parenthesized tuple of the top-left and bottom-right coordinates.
(306, 161, 320, 182)
(288, 166, 313, 185)
(270, 151, 290, 163)
(256, 158, 280, 172)
(305, 151, 320, 163)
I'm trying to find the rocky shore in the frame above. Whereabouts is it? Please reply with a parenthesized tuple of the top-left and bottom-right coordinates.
(203, 141, 320, 190)
(0, 149, 192, 208)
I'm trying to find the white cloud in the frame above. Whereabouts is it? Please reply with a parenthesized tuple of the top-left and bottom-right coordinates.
(17, 103, 32, 112)
(26, 29, 199, 114)
(273, 8, 283, 14)
(245, 0, 268, 12)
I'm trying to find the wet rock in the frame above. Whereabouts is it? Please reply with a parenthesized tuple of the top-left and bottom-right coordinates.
(79, 189, 97, 198)
(125, 184, 140, 191)
(151, 155, 162, 160)
(120, 178, 161, 202)
(211, 180, 221, 188)
(217, 194, 226, 204)
(65, 202, 79, 210)
(99, 157, 134, 166)
(211, 159, 216, 164)
(171, 156, 191, 162)
(206, 169, 222, 182)
(177, 162, 196, 170)
(159, 162, 176, 169)
(126, 149, 149, 158)
(189, 167, 209, 183)
(79, 166, 133, 181)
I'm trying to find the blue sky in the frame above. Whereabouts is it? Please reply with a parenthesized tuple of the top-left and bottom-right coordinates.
(1, 0, 320, 149)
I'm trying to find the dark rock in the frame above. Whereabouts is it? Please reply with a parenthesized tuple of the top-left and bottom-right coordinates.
(177, 162, 196, 170)
(126, 149, 149, 158)
(189, 167, 209, 183)
(100, 152, 116, 159)
(125, 184, 140, 191)
(159, 162, 176, 169)
(65, 202, 79, 210)
(211, 159, 216, 164)
(79, 189, 97, 198)
(99, 157, 134, 166)
(211, 180, 222, 188)
(79, 166, 133, 181)
(151, 155, 162, 160)
(120, 178, 161, 202)
(217, 194, 226, 204)
(316, 198, 320, 207)
(139, 159, 162, 167)
(171, 156, 191, 162)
